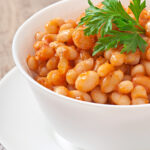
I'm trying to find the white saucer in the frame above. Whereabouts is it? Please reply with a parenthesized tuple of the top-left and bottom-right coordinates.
(0, 67, 80, 150)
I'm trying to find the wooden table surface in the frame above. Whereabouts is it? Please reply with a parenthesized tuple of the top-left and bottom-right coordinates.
(0, 0, 60, 79)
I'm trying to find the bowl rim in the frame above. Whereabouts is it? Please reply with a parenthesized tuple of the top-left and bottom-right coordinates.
(12, 0, 150, 109)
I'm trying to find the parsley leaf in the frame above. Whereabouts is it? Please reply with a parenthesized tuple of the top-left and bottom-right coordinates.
(93, 30, 147, 55)
(129, 0, 146, 22)
(79, 0, 147, 55)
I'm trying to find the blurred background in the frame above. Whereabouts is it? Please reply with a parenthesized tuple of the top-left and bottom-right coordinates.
(0, 0, 60, 79)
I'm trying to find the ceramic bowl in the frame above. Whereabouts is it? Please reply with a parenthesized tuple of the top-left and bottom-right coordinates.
(12, 0, 150, 150)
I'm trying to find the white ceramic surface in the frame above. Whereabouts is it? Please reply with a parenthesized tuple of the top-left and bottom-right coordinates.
(12, 0, 150, 150)
(0, 68, 80, 150)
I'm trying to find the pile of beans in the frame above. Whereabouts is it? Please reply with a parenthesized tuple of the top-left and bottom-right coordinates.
(27, 5, 150, 105)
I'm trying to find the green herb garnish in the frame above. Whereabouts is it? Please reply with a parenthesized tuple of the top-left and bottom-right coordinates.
(79, 0, 147, 55)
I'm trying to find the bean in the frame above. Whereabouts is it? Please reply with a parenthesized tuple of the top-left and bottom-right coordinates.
(110, 52, 125, 66)
(46, 56, 59, 71)
(131, 64, 145, 77)
(66, 69, 78, 85)
(125, 51, 140, 65)
(133, 76, 150, 92)
(58, 58, 70, 74)
(132, 98, 149, 105)
(57, 28, 74, 43)
(118, 80, 133, 94)
(91, 87, 107, 104)
(75, 71, 99, 92)
(143, 61, 150, 76)
(36, 45, 54, 61)
(47, 70, 65, 86)
(74, 58, 94, 74)
(54, 86, 69, 96)
(27, 56, 38, 71)
(35, 32, 45, 41)
(72, 27, 95, 50)
(45, 20, 59, 34)
(97, 62, 114, 77)
(131, 85, 148, 99)
(110, 92, 131, 105)
(59, 23, 74, 32)
(56, 46, 78, 60)
(36, 76, 52, 89)
(101, 70, 124, 93)
(42, 34, 57, 43)
(146, 21, 150, 37)
(94, 57, 106, 71)
(69, 90, 92, 102)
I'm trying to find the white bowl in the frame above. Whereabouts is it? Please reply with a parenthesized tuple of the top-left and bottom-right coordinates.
(12, 0, 150, 150)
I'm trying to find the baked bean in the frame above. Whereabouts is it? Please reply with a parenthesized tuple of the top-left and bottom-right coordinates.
(69, 90, 92, 102)
(67, 46, 78, 60)
(54, 86, 69, 96)
(47, 70, 65, 86)
(66, 69, 78, 85)
(49, 41, 65, 49)
(57, 28, 74, 43)
(110, 92, 131, 105)
(45, 18, 65, 34)
(101, 70, 124, 93)
(59, 23, 74, 32)
(46, 56, 59, 71)
(36, 45, 54, 61)
(131, 64, 145, 77)
(94, 57, 106, 71)
(52, 18, 65, 27)
(104, 49, 113, 60)
(125, 51, 140, 65)
(118, 80, 133, 94)
(139, 9, 150, 27)
(110, 52, 125, 66)
(131, 85, 148, 99)
(143, 61, 150, 76)
(42, 34, 57, 43)
(36, 76, 52, 89)
(133, 76, 150, 92)
(33, 41, 47, 51)
(74, 58, 94, 73)
(72, 27, 95, 50)
(38, 65, 49, 77)
(56, 46, 78, 60)
(132, 98, 149, 105)
(35, 32, 45, 41)
(27, 56, 38, 71)
(75, 71, 99, 92)
(91, 87, 107, 104)
(97, 62, 114, 77)
(58, 58, 70, 74)
(66, 19, 77, 27)
(45, 20, 59, 34)
(146, 21, 150, 37)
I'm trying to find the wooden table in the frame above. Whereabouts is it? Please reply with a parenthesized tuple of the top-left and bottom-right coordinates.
(0, 0, 59, 79)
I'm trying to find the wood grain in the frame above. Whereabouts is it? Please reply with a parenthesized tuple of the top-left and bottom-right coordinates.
(0, 0, 60, 79)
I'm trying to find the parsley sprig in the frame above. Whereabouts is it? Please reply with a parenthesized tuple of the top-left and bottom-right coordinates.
(79, 0, 147, 55)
